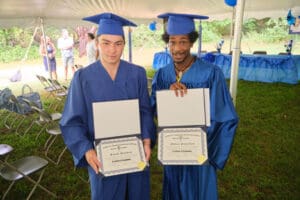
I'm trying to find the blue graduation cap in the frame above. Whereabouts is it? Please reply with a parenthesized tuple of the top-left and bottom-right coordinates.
(157, 13, 209, 35)
(83, 12, 137, 36)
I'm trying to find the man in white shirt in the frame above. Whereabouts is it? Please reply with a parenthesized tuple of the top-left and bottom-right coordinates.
(57, 29, 75, 80)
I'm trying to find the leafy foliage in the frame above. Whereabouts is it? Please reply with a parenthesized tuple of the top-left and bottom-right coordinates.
(0, 27, 41, 62)
(131, 24, 165, 48)
(243, 18, 258, 34)
(0, 27, 32, 47)
(244, 18, 289, 42)
(203, 19, 232, 36)
(0, 45, 40, 62)
(201, 22, 222, 42)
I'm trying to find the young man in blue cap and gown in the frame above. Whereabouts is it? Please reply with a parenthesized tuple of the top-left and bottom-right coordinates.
(60, 12, 155, 200)
(150, 13, 239, 200)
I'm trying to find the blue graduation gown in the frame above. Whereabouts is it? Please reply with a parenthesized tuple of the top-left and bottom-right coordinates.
(60, 60, 155, 200)
(150, 58, 239, 200)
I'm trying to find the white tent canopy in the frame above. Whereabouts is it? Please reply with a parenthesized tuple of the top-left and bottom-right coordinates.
(0, 0, 300, 27)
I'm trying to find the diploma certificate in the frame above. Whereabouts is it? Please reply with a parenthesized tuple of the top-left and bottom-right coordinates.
(96, 136, 147, 176)
(158, 128, 208, 165)
(93, 99, 140, 140)
(156, 88, 210, 127)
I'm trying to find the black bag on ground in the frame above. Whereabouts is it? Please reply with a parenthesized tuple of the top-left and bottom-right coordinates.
(0, 88, 13, 109)
(17, 84, 43, 114)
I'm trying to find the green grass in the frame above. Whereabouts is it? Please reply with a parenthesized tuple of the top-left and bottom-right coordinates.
(219, 81, 300, 200)
(0, 80, 300, 200)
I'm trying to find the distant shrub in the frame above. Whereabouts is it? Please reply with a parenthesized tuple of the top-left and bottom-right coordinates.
(243, 18, 258, 34)
(131, 24, 165, 48)
(146, 68, 156, 78)
(210, 19, 232, 36)
(244, 18, 289, 42)
(0, 44, 39, 63)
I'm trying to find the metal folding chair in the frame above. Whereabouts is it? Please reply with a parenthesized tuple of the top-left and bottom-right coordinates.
(0, 144, 57, 199)
(253, 50, 267, 55)
(25, 105, 61, 139)
(47, 79, 68, 111)
(3, 95, 35, 136)
(44, 126, 67, 165)
(48, 79, 68, 95)
(7, 95, 36, 136)
(0, 109, 7, 128)
(3, 109, 16, 130)
(74, 166, 90, 184)
(31, 107, 66, 165)
(278, 52, 288, 55)
(74, 64, 83, 70)
(3, 95, 20, 130)
(36, 75, 57, 98)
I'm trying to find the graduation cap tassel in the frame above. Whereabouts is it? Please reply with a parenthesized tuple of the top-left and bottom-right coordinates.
(128, 27, 132, 63)
(197, 21, 202, 58)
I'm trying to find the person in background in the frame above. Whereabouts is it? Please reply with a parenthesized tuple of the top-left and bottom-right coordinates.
(60, 12, 155, 200)
(39, 35, 58, 80)
(151, 13, 239, 200)
(76, 26, 89, 58)
(57, 29, 75, 81)
(290, 16, 300, 33)
(86, 32, 99, 65)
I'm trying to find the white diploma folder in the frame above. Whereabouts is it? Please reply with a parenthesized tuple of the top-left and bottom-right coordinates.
(156, 88, 210, 127)
(92, 99, 141, 139)
(93, 99, 147, 176)
(156, 88, 210, 165)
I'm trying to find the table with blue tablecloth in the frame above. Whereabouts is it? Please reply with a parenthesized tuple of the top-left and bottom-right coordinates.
(152, 51, 300, 84)
(211, 53, 299, 84)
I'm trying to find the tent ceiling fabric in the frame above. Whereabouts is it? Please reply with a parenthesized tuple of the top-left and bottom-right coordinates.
(0, 0, 300, 27)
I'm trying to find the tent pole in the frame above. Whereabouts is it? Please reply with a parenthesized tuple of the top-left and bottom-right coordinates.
(22, 26, 39, 63)
(229, 0, 245, 106)
(229, 7, 236, 53)
(128, 27, 132, 63)
(40, 17, 52, 80)
(197, 21, 202, 58)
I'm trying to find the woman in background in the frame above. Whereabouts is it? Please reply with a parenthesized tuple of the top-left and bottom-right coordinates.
(39, 36, 58, 80)
(86, 32, 99, 65)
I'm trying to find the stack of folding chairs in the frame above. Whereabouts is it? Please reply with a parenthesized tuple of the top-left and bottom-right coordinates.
(36, 75, 68, 111)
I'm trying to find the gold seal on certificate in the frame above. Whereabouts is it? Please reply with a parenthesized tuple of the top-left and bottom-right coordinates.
(158, 128, 208, 165)
(96, 136, 147, 176)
